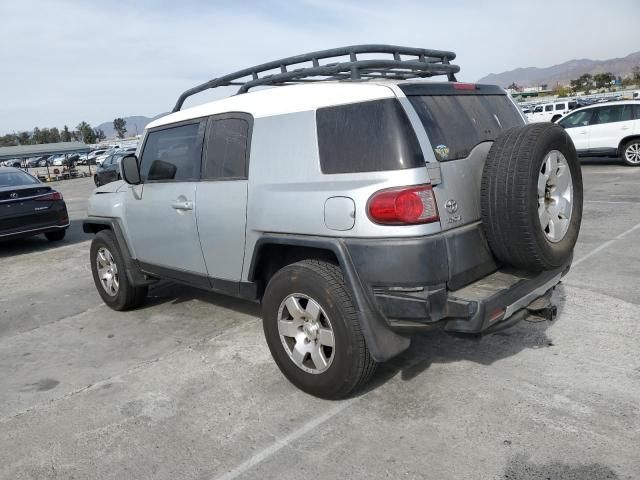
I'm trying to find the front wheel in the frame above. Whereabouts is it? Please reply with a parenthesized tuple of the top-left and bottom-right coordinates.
(262, 260, 377, 399)
(621, 139, 640, 166)
(90, 230, 147, 311)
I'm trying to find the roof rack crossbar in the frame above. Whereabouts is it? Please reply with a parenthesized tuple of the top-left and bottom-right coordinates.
(172, 44, 459, 112)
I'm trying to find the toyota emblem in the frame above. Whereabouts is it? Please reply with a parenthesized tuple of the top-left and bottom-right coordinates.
(445, 199, 458, 214)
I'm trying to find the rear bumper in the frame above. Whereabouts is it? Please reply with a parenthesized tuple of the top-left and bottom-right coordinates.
(0, 202, 69, 241)
(344, 222, 570, 336)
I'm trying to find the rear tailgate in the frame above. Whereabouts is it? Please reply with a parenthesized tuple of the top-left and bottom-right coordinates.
(400, 83, 526, 287)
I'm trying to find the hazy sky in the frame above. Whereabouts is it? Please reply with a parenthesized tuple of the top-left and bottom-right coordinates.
(1, 0, 638, 133)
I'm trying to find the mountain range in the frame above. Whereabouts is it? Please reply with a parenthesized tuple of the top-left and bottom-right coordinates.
(477, 51, 640, 88)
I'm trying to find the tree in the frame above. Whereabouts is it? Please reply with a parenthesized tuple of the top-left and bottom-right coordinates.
(61, 125, 72, 142)
(49, 127, 61, 143)
(593, 72, 614, 89)
(76, 121, 96, 144)
(507, 82, 522, 92)
(113, 118, 127, 139)
(553, 85, 571, 97)
(632, 66, 640, 82)
(94, 128, 106, 142)
(17, 131, 31, 145)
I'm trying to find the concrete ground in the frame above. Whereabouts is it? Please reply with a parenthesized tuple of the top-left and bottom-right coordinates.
(0, 159, 638, 480)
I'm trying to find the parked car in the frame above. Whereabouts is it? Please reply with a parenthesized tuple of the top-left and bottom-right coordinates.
(2, 159, 22, 167)
(0, 167, 69, 241)
(94, 153, 126, 186)
(24, 157, 40, 168)
(84, 45, 583, 399)
(51, 155, 70, 166)
(556, 100, 640, 166)
(95, 148, 120, 166)
(527, 100, 578, 123)
(87, 149, 107, 164)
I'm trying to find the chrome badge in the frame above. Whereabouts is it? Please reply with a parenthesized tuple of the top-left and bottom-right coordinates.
(445, 199, 458, 214)
(9, 192, 18, 199)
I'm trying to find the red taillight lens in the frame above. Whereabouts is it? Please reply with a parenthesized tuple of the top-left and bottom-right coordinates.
(36, 191, 63, 201)
(367, 184, 439, 225)
(453, 82, 477, 90)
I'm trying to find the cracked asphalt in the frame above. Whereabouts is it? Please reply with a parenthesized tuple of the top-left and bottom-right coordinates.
(0, 158, 638, 479)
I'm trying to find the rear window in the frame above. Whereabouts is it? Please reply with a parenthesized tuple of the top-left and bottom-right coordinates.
(0, 170, 39, 187)
(408, 95, 524, 161)
(317, 99, 424, 174)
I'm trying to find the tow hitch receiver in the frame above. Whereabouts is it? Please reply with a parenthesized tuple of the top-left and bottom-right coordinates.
(528, 304, 557, 321)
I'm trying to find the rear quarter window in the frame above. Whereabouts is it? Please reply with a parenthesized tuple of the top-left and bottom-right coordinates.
(316, 99, 424, 174)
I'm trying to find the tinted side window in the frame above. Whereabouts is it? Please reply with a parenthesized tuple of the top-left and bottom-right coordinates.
(634, 105, 640, 120)
(620, 105, 634, 121)
(558, 110, 594, 128)
(140, 123, 201, 182)
(593, 106, 624, 125)
(555, 104, 565, 110)
(545, 105, 554, 112)
(317, 99, 424, 174)
(203, 117, 250, 179)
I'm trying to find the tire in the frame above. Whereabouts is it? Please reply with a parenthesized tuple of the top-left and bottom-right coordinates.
(621, 138, 640, 166)
(94, 175, 100, 187)
(262, 260, 377, 399)
(90, 230, 147, 311)
(480, 123, 583, 271)
(45, 229, 66, 241)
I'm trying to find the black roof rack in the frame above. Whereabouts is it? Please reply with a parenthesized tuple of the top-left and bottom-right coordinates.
(172, 44, 459, 112)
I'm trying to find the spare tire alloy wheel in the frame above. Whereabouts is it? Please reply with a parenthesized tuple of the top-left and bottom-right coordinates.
(278, 293, 335, 374)
(537, 150, 573, 243)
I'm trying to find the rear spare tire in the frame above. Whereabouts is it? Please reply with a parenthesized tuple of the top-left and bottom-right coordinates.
(480, 123, 583, 271)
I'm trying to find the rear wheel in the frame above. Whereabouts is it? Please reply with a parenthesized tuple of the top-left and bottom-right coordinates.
(45, 230, 66, 242)
(262, 260, 376, 399)
(621, 139, 640, 166)
(90, 230, 147, 310)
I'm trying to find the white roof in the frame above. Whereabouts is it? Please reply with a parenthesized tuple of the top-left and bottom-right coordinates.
(148, 82, 397, 129)
(570, 99, 640, 114)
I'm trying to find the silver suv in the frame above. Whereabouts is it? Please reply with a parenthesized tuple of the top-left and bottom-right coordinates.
(84, 46, 583, 399)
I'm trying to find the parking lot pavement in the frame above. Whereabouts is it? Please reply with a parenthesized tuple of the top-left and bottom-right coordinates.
(1, 163, 639, 479)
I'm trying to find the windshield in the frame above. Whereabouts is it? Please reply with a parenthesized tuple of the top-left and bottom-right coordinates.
(408, 94, 524, 161)
(0, 170, 40, 187)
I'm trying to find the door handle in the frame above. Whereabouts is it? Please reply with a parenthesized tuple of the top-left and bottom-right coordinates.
(621, 126, 630, 130)
(171, 200, 193, 211)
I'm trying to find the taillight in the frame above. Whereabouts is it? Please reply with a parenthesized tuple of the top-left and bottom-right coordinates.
(36, 191, 63, 201)
(367, 184, 439, 225)
(453, 82, 477, 90)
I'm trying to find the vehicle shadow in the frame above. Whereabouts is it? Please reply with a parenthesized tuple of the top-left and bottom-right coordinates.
(141, 281, 566, 396)
(579, 156, 624, 166)
(0, 219, 90, 258)
(501, 453, 619, 479)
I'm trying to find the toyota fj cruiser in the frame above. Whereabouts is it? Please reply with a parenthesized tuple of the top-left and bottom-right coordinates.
(84, 45, 583, 399)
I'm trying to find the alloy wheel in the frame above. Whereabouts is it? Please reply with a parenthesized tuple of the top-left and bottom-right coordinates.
(537, 150, 573, 243)
(277, 293, 335, 374)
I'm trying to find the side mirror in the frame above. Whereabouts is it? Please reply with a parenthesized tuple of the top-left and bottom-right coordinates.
(120, 155, 141, 185)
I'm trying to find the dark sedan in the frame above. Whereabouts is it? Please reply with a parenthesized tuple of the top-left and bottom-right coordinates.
(0, 167, 69, 242)
(94, 153, 125, 187)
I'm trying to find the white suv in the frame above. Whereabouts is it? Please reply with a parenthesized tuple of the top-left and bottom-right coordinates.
(556, 100, 640, 166)
(527, 100, 578, 123)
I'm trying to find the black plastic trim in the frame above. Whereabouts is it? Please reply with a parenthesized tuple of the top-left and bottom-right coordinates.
(250, 234, 411, 362)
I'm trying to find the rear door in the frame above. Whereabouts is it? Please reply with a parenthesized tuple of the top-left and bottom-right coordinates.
(195, 113, 252, 286)
(588, 104, 635, 151)
(401, 84, 525, 230)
